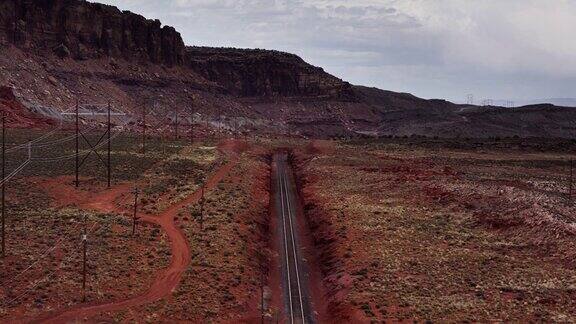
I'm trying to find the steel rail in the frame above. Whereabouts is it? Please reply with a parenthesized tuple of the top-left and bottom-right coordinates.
(282, 163, 306, 323)
(278, 160, 294, 323)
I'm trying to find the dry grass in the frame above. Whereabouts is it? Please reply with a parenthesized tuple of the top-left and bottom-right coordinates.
(96, 152, 270, 323)
(0, 131, 216, 320)
(297, 140, 576, 322)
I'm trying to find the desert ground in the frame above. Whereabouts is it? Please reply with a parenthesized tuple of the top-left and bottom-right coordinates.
(1, 1, 576, 323)
(293, 137, 576, 322)
(0, 126, 574, 323)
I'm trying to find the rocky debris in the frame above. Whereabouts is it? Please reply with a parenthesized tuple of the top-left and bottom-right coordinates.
(47, 76, 58, 86)
(53, 44, 71, 59)
(0, 86, 55, 128)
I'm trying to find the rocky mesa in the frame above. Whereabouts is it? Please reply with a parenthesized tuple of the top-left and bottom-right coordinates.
(0, 0, 575, 139)
(0, 0, 184, 65)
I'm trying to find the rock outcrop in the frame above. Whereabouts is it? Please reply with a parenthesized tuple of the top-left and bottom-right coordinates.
(0, 0, 352, 99)
(0, 0, 575, 138)
(185, 47, 355, 99)
(0, 0, 185, 65)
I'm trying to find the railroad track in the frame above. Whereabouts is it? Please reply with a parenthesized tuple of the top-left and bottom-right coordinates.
(275, 153, 314, 324)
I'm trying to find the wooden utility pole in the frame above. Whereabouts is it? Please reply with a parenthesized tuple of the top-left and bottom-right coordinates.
(189, 108, 194, 145)
(75, 99, 79, 187)
(1, 111, 5, 257)
(199, 186, 205, 231)
(260, 269, 265, 324)
(71, 100, 116, 188)
(107, 101, 111, 188)
(570, 159, 573, 199)
(142, 105, 147, 154)
(132, 186, 139, 236)
(13, 8, 17, 44)
(82, 214, 88, 302)
(174, 112, 179, 140)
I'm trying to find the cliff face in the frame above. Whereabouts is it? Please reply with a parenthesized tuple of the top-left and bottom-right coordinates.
(1, 0, 574, 139)
(0, 0, 354, 99)
(0, 0, 185, 65)
(185, 47, 355, 99)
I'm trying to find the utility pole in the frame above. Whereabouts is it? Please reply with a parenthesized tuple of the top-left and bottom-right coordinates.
(13, 7, 17, 44)
(2, 111, 5, 257)
(142, 105, 147, 154)
(82, 214, 88, 302)
(570, 159, 573, 199)
(107, 101, 111, 188)
(174, 112, 179, 140)
(75, 99, 79, 187)
(161, 132, 166, 156)
(189, 108, 194, 145)
(199, 186, 205, 231)
(260, 269, 265, 324)
(132, 186, 139, 236)
(69, 100, 118, 188)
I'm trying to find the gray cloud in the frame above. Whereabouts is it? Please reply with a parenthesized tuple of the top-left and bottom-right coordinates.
(98, 0, 576, 102)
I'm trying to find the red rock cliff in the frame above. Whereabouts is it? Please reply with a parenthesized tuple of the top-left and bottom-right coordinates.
(0, 0, 185, 65)
(185, 46, 355, 99)
(0, 0, 356, 99)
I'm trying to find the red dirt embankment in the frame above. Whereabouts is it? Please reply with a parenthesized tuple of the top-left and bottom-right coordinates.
(290, 151, 367, 323)
(0, 86, 55, 129)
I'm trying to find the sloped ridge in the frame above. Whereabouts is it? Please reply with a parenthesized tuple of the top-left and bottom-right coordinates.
(0, 86, 55, 128)
(354, 86, 576, 138)
(0, 0, 575, 138)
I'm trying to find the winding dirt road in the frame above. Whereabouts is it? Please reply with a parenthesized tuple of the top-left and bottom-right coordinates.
(32, 159, 237, 323)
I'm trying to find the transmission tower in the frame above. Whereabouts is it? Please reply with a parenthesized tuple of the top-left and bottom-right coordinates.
(62, 100, 125, 188)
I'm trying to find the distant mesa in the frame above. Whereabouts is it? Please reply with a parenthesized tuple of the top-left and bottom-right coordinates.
(0, 0, 575, 138)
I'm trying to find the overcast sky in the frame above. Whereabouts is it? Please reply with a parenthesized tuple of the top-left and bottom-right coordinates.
(98, 0, 576, 102)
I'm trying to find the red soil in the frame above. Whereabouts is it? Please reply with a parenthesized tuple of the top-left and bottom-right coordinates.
(218, 138, 250, 155)
(291, 152, 369, 323)
(222, 154, 271, 323)
(0, 86, 55, 129)
(304, 140, 335, 155)
(30, 159, 238, 323)
(286, 157, 331, 323)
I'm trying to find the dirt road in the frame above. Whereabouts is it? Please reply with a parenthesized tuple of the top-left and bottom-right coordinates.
(32, 159, 237, 323)
(273, 153, 315, 324)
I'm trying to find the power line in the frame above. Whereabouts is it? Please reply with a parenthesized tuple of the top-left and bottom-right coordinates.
(2, 184, 136, 291)
(0, 99, 178, 307)
(1, 219, 100, 307)
(2, 179, 139, 303)
(0, 97, 198, 307)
